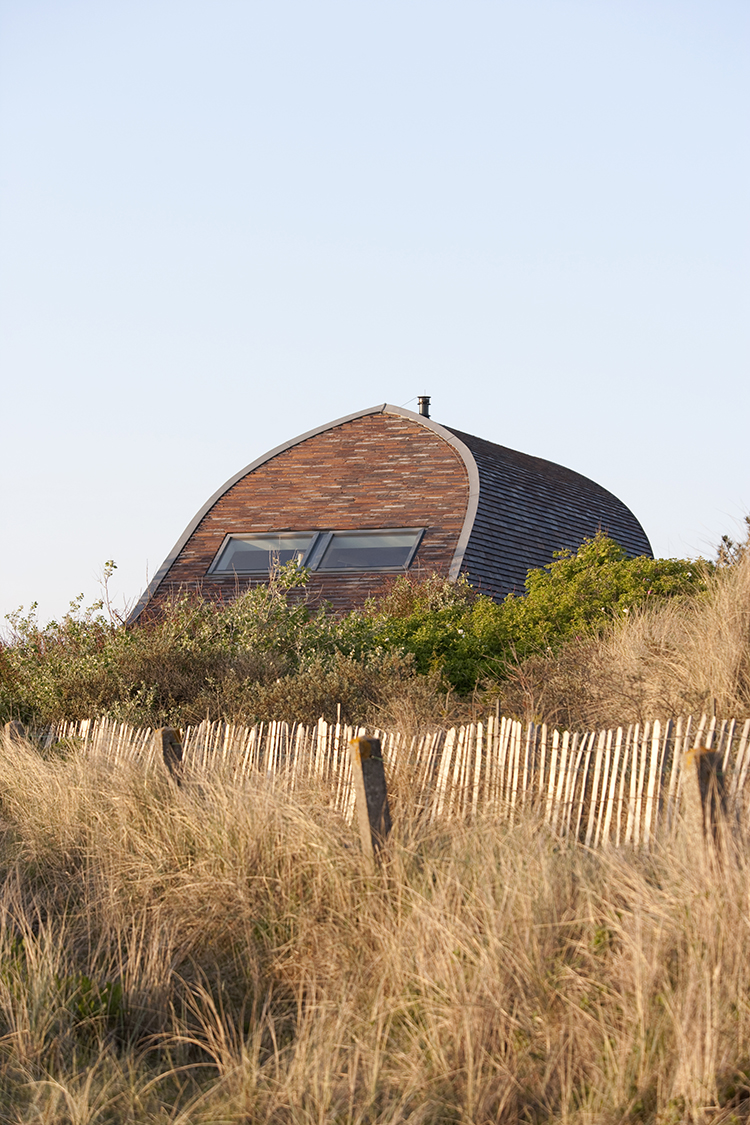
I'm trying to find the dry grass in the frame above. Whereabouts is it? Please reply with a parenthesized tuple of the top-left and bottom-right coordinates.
(1, 732, 750, 1123)
(500, 550, 750, 731)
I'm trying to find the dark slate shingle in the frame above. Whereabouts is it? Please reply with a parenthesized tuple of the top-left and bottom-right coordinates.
(446, 426, 653, 601)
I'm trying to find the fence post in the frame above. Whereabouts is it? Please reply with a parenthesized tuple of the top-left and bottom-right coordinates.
(349, 737, 392, 869)
(681, 745, 727, 854)
(155, 727, 183, 785)
(3, 720, 27, 742)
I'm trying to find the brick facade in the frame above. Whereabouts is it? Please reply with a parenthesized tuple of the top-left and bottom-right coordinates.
(150, 412, 469, 613)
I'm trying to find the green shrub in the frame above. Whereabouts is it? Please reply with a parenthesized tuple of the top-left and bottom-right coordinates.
(360, 533, 706, 692)
(0, 536, 706, 725)
(488, 531, 707, 659)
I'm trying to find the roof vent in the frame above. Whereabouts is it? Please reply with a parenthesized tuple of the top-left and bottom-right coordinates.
(417, 395, 431, 418)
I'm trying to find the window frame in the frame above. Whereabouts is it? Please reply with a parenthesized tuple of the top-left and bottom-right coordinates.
(206, 531, 322, 575)
(207, 527, 425, 576)
(312, 527, 425, 573)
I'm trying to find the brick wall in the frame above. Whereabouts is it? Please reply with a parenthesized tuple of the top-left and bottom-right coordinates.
(149, 412, 469, 613)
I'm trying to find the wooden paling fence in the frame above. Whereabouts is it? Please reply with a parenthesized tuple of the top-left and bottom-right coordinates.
(44, 712, 750, 848)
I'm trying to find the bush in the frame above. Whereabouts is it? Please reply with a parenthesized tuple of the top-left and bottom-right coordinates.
(0, 564, 429, 727)
(0, 536, 709, 727)
(494, 531, 707, 654)
(500, 538, 750, 729)
(360, 533, 705, 692)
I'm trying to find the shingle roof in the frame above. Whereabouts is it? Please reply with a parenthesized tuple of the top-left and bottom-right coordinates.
(445, 425, 653, 601)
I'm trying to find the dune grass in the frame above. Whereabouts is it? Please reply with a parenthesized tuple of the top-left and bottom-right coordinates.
(501, 544, 750, 732)
(0, 732, 749, 1123)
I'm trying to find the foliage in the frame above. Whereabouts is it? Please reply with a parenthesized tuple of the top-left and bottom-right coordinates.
(716, 514, 750, 568)
(492, 531, 708, 658)
(360, 533, 706, 692)
(359, 572, 488, 693)
(500, 528, 750, 729)
(0, 536, 709, 725)
(0, 562, 389, 726)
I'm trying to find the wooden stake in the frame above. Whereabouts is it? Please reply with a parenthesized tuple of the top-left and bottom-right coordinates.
(546, 729, 559, 824)
(471, 722, 483, 818)
(594, 729, 613, 849)
(551, 731, 569, 832)
(683, 746, 728, 852)
(349, 737, 392, 869)
(633, 722, 650, 848)
(570, 732, 588, 840)
(642, 720, 661, 848)
(585, 731, 606, 847)
(617, 726, 633, 847)
(3, 720, 27, 742)
(433, 728, 456, 821)
(731, 718, 750, 820)
(155, 727, 183, 785)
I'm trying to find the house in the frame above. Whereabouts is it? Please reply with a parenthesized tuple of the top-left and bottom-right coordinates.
(128, 400, 652, 621)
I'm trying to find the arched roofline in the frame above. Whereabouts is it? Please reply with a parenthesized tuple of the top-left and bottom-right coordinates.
(127, 403, 480, 623)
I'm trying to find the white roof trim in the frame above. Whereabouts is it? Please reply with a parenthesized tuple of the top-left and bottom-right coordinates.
(380, 405, 479, 581)
(128, 403, 479, 622)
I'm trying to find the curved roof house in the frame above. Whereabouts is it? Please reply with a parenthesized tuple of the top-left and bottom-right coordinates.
(129, 402, 651, 621)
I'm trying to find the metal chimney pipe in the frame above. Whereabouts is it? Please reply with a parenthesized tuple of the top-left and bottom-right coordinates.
(417, 395, 431, 418)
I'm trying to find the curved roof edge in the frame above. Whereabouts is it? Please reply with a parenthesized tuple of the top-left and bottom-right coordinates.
(127, 403, 479, 623)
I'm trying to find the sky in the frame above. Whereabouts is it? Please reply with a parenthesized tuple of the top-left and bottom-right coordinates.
(1, 0, 748, 626)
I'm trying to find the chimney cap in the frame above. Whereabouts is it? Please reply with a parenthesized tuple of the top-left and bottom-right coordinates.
(417, 395, 431, 419)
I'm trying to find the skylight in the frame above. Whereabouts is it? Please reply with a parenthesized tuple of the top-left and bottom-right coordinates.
(208, 529, 423, 575)
(208, 534, 316, 574)
(316, 530, 422, 571)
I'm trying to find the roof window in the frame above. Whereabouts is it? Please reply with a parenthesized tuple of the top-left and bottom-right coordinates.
(316, 530, 422, 571)
(208, 533, 316, 574)
(208, 528, 423, 575)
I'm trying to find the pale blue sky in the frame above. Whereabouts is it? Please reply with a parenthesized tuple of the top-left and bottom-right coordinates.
(1, 0, 748, 624)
